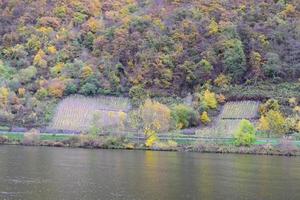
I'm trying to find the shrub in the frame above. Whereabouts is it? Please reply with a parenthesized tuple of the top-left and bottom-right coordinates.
(234, 119, 256, 146)
(81, 65, 93, 79)
(18, 88, 26, 97)
(104, 136, 126, 148)
(259, 99, 280, 115)
(203, 89, 218, 109)
(223, 39, 246, 82)
(50, 63, 64, 76)
(0, 60, 14, 80)
(18, 66, 37, 83)
(0, 135, 9, 144)
(129, 84, 148, 107)
(0, 87, 9, 106)
(262, 53, 282, 78)
(260, 110, 287, 136)
(200, 111, 211, 125)
(145, 128, 158, 147)
(65, 82, 78, 95)
(79, 82, 97, 96)
(171, 104, 199, 129)
(278, 138, 298, 156)
(47, 45, 57, 54)
(216, 94, 226, 104)
(214, 74, 231, 88)
(33, 49, 47, 68)
(23, 129, 40, 145)
(63, 135, 81, 147)
(48, 79, 66, 98)
(139, 99, 171, 146)
(153, 140, 178, 150)
(199, 59, 213, 74)
(35, 88, 48, 100)
(140, 99, 171, 132)
(208, 19, 219, 35)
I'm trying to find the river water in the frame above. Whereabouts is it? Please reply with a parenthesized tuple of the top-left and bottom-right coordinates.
(0, 146, 299, 200)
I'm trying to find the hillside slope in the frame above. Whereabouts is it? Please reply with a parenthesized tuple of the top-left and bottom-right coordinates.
(0, 0, 299, 127)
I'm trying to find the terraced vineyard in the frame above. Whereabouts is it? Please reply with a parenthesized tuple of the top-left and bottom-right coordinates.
(50, 95, 131, 131)
(221, 101, 260, 119)
(196, 101, 260, 137)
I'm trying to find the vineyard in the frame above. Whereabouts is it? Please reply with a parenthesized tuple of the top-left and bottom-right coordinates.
(196, 101, 260, 137)
(220, 101, 260, 119)
(50, 95, 131, 131)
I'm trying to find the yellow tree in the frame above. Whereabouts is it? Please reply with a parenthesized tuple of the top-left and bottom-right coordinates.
(139, 99, 171, 147)
(0, 87, 9, 107)
(33, 49, 47, 68)
(200, 111, 211, 125)
(81, 65, 93, 79)
(249, 51, 263, 80)
(47, 45, 57, 54)
(259, 110, 287, 137)
(204, 89, 218, 109)
(18, 88, 26, 97)
(208, 19, 219, 35)
(118, 111, 127, 131)
(48, 79, 65, 98)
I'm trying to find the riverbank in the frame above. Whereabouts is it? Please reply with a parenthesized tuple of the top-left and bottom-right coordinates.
(1, 134, 299, 156)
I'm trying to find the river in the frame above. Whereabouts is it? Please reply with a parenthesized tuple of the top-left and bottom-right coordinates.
(0, 146, 299, 200)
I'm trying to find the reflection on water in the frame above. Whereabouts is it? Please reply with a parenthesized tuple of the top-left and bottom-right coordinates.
(0, 146, 300, 200)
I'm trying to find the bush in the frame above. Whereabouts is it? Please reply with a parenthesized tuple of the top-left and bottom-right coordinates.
(223, 39, 247, 82)
(18, 66, 37, 83)
(145, 128, 158, 147)
(65, 82, 78, 95)
(259, 99, 280, 115)
(152, 140, 178, 150)
(48, 79, 65, 98)
(259, 110, 287, 136)
(140, 99, 171, 132)
(278, 138, 298, 156)
(200, 111, 211, 125)
(171, 104, 199, 129)
(234, 119, 256, 146)
(23, 129, 40, 145)
(129, 84, 148, 107)
(0, 135, 9, 144)
(203, 89, 218, 109)
(258, 99, 288, 136)
(79, 82, 97, 96)
(35, 88, 48, 100)
(137, 99, 171, 146)
(103, 136, 126, 148)
(214, 74, 231, 88)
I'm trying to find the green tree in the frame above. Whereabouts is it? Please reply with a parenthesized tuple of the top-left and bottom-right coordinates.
(234, 119, 256, 146)
(18, 66, 37, 83)
(262, 53, 282, 79)
(129, 84, 148, 107)
(171, 104, 199, 129)
(223, 39, 246, 82)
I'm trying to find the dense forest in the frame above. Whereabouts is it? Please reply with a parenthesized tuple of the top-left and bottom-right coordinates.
(0, 0, 299, 127)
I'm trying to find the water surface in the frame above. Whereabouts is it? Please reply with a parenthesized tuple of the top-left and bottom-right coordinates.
(0, 146, 299, 200)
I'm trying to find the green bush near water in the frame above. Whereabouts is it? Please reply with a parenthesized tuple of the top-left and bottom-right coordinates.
(234, 119, 256, 146)
(171, 104, 199, 129)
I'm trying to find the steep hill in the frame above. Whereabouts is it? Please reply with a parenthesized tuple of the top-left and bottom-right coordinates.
(0, 0, 299, 127)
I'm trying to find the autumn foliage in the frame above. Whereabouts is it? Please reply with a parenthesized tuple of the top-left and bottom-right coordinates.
(0, 0, 299, 127)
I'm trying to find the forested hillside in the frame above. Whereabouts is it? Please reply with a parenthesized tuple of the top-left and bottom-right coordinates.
(0, 0, 299, 127)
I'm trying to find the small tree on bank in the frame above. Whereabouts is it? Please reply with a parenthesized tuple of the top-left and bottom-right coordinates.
(139, 99, 171, 147)
(258, 99, 288, 137)
(234, 119, 256, 146)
